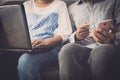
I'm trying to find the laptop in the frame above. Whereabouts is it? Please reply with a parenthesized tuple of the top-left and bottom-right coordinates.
(0, 4, 54, 52)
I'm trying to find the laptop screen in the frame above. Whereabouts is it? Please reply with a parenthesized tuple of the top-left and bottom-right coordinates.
(0, 4, 32, 52)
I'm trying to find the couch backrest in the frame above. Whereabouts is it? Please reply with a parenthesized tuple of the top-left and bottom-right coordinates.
(0, 0, 77, 7)
(0, 0, 27, 5)
(64, 0, 76, 7)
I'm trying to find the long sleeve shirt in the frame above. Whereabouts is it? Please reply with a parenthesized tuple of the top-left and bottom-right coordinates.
(68, 0, 120, 48)
(23, 0, 72, 44)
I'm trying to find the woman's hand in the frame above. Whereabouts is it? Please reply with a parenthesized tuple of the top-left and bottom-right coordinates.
(31, 38, 46, 47)
(31, 35, 62, 48)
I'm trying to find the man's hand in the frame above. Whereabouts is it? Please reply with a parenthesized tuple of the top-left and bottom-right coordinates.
(92, 26, 116, 44)
(32, 38, 46, 47)
(75, 23, 90, 40)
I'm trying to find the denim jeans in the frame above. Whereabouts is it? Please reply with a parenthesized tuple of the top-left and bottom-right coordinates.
(17, 45, 61, 80)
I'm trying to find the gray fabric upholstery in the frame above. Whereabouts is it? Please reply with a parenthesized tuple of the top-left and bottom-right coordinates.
(0, 0, 26, 5)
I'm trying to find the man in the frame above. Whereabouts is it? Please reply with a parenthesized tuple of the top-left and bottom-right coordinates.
(58, 0, 120, 80)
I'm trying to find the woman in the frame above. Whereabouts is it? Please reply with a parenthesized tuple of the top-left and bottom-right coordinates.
(17, 0, 72, 80)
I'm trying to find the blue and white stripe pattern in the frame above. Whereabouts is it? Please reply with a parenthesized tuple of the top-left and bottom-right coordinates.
(26, 12, 58, 40)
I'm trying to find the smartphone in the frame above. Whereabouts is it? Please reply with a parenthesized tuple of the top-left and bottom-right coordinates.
(97, 19, 112, 32)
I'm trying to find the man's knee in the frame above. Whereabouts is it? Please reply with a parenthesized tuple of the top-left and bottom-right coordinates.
(89, 44, 118, 67)
(59, 43, 85, 61)
(59, 43, 91, 65)
(92, 44, 115, 54)
(90, 44, 117, 58)
(58, 43, 77, 63)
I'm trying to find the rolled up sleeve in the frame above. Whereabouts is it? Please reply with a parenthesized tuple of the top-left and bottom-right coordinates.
(54, 2, 72, 44)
